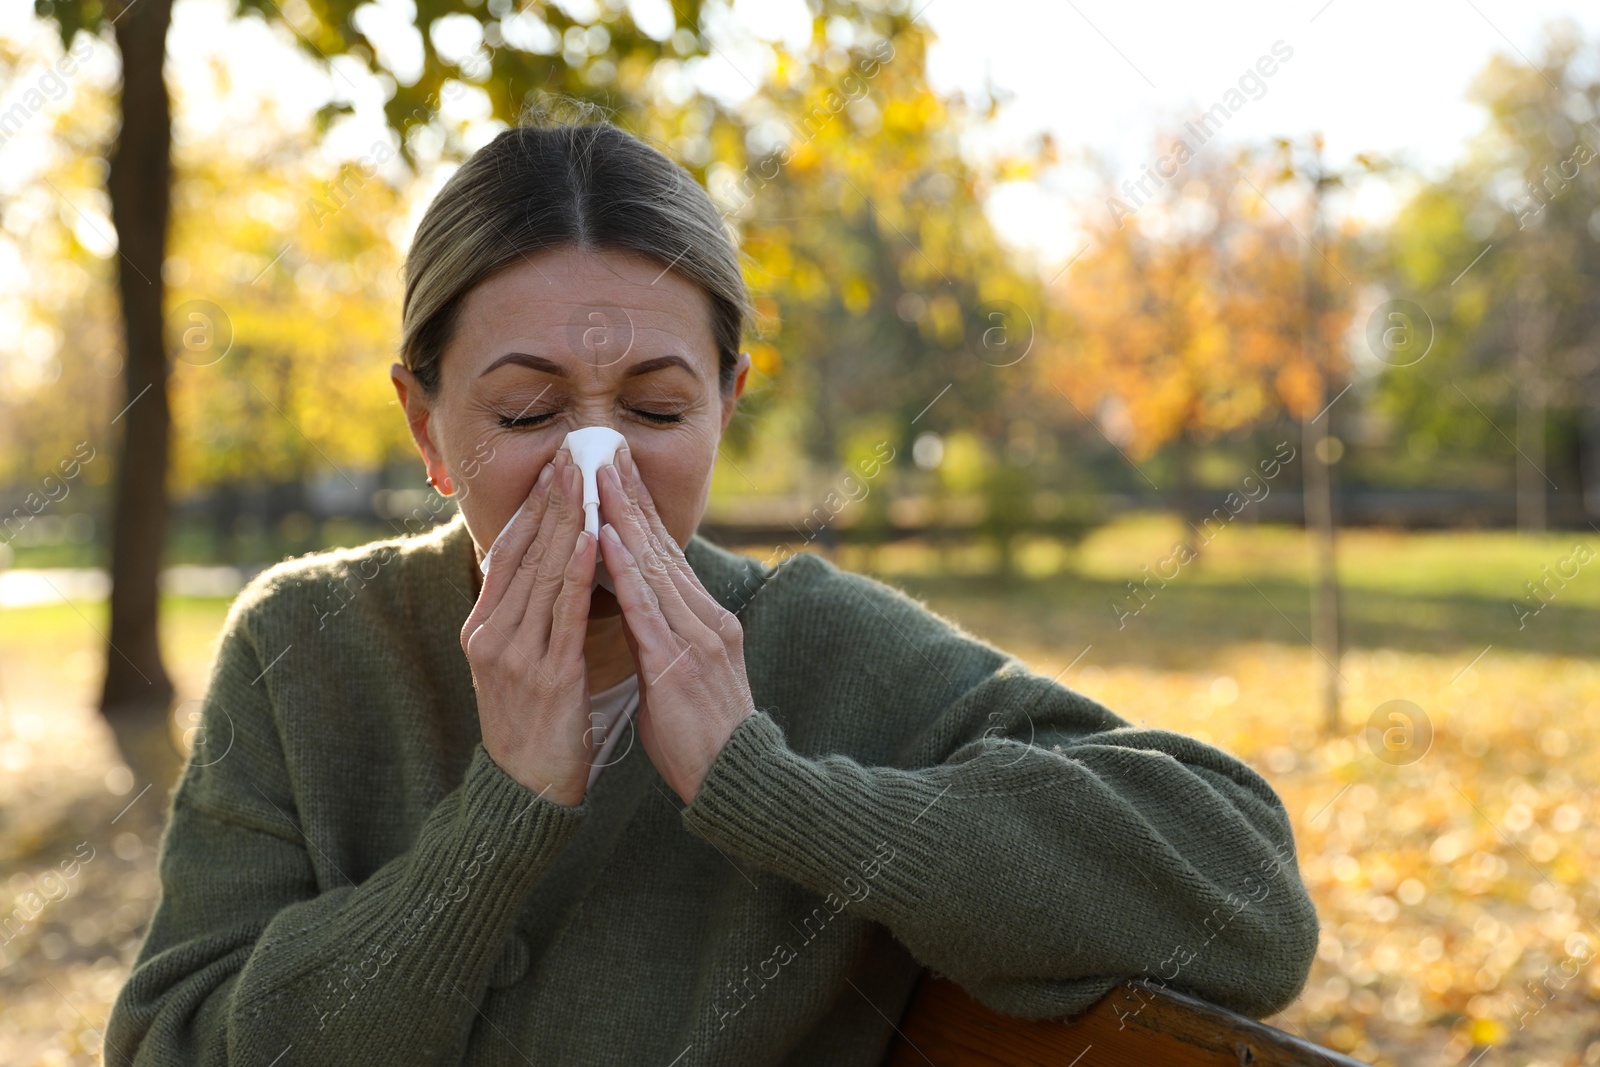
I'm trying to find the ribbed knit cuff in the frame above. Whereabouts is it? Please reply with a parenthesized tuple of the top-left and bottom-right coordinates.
(458, 741, 588, 851)
(679, 710, 928, 913)
(339, 743, 586, 995)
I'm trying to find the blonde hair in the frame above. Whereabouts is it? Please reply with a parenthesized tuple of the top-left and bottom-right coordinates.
(400, 114, 753, 395)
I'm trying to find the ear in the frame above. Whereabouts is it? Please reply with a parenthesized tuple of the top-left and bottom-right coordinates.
(391, 363, 454, 495)
(719, 350, 753, 435)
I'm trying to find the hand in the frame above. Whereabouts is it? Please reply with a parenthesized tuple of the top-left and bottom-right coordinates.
(595, 446, 755, 804)
(460, 450, 597, 807)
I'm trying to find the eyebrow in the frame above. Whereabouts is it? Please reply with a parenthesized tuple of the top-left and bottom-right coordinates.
(479, 352, 702, 382)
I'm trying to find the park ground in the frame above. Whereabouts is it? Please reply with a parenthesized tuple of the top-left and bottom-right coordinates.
(1, 515, 1597, 1065)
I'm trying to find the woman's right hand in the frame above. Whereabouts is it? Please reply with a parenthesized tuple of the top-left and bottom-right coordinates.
(460, 450, 597, 807)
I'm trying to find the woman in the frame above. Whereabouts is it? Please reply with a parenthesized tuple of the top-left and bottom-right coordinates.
(107, 120, 1318, 1065)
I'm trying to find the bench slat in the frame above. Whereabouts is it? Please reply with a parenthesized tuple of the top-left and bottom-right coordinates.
(884, 974, 1369, 1067)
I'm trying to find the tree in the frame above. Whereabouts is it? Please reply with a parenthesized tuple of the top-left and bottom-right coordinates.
(1050, 147, 1247, 535)
(1260, 133, 1377, 736)
(695, 12, 1056, 565)
(1050, 141, 1319, 519)
(1052, 132, 1364, 734)
(1378, 23, 1600, 532)
(37, 0, 180, 780)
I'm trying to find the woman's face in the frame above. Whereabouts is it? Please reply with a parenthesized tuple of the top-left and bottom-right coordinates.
(391, 246, 750, 618)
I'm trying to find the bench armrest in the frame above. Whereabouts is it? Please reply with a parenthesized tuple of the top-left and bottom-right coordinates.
(884, 972, 1369, 1066)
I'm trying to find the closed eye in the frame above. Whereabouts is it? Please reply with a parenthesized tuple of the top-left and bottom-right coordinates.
(497, 412, 557, 429)
(497, 408, 685, 429)
(632, 408, 686, 425)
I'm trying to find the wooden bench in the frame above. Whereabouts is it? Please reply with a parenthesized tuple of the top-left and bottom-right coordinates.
(885, 973, 1368, 1066)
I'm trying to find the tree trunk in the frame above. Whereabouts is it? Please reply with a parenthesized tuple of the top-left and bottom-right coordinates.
(1302, 153, 1342, 738)
(1177, 429, 1207, 559)
(1516, 384, 1547, 534)
(99, 0, 180, 792)
(1582, 392, 1600, 521)
(1515, 279, 1548, 534)
(1303, 411, 1342, 736)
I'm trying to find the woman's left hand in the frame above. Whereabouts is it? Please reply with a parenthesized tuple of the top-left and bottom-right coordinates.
(595, 447, 755, 804)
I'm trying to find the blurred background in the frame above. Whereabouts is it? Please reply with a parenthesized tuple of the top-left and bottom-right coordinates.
(2, 0, 1599, 1063)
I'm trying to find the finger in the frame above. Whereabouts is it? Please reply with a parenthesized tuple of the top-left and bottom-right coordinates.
(596, 465, 710, 642)
(615, 445, 688, 564)
(476, 458, 556, 630)
(464, 460, 557, 650)
(618, 452, 732, 630)
(512, 457, 589, 646)
(624, 454, 732, 620)
(497, 452, 581, 635)
(617, 612, 649, 715)
(481, 460, 555, 584)
(619, 611, 643, 679)
(598, 521, 681, 662)
(545, 528, 597, 666)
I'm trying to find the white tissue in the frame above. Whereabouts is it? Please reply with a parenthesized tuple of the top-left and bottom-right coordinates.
(563, 426, 626, 593)
(479, 426, 626, 594)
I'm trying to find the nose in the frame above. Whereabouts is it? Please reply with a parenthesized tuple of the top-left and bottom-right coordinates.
(560, 396, 626, 440)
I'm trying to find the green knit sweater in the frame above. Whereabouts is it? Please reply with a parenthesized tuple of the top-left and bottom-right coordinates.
(106, 512, 1318, 1065)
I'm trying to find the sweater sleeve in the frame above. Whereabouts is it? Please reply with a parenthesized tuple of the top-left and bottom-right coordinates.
(680, 608, 1319, 1022)
(104, 602, 585, 1066)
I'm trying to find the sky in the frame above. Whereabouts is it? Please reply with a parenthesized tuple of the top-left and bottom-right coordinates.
(802, 0, 1600, 269)
(6, 0, 1600, 278)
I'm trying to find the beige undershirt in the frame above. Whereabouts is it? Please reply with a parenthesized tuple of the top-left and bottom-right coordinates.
(586, 671, 641, 790)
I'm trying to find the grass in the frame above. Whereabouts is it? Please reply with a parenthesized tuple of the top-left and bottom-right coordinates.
(2, 515, 1598, 1065)
(834, 515, 1600, 664)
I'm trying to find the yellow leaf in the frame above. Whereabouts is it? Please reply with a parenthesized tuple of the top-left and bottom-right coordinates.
(1469, 1016, 1506, 1045)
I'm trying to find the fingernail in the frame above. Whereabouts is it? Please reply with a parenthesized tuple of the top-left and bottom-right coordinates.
(576, 529, 589, 553)
(619, 447, 633, 479)
(602, 523, 622, 545)
(537, 463, 554, 488)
